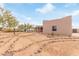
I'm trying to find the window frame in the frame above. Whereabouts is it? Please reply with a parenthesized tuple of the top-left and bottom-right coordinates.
(52, 26, 57, 31)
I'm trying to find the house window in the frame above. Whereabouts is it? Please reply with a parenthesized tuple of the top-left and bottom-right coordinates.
(73, 29, 77, 33)
(52, 26, 57, 31)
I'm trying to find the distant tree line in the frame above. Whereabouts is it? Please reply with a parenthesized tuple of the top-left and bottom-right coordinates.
(18, 23, 34, 32)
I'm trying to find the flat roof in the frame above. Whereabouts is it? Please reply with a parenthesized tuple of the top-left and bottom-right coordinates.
(43, 16, 72, 22)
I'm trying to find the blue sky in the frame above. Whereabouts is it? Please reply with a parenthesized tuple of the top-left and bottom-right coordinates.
(1, 3, 79, 28)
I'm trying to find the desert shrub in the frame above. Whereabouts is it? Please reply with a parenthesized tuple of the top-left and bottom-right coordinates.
(0, 27, 2, 31)
(3, 28, 14, 32)
(51, 33, 54, 36)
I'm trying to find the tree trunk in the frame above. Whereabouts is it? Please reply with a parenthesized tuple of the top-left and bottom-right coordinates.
(13, 28, 15, 35)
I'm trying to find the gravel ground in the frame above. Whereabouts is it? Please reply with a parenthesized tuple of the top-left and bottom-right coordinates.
(0, 31, 79, 56)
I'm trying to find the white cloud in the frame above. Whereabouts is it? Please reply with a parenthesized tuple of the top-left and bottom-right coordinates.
(65, 10, 79, 16)
(36, 3, 55, 14)
(72, 10, 79, 16)
(0, 3, 5, 8)
(26, 17, 32, 20)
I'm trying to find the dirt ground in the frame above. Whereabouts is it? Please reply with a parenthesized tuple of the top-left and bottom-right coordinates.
(0, 31, 79, 56)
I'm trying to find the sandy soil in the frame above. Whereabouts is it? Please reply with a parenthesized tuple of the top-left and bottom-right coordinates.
(0, 31, 79, 56)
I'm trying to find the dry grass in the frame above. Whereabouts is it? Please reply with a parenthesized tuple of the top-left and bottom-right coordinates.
(0, 31, 79, 56)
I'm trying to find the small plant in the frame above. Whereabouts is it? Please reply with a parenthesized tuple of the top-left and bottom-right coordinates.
(51, 33, 54, 36)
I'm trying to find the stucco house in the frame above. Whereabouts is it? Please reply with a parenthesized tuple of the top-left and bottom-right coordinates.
(43, 16, 72, 36)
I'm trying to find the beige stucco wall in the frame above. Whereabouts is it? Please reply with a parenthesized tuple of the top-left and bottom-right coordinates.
(43, 16, 72, 36)
(77, 29, 79, 33)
